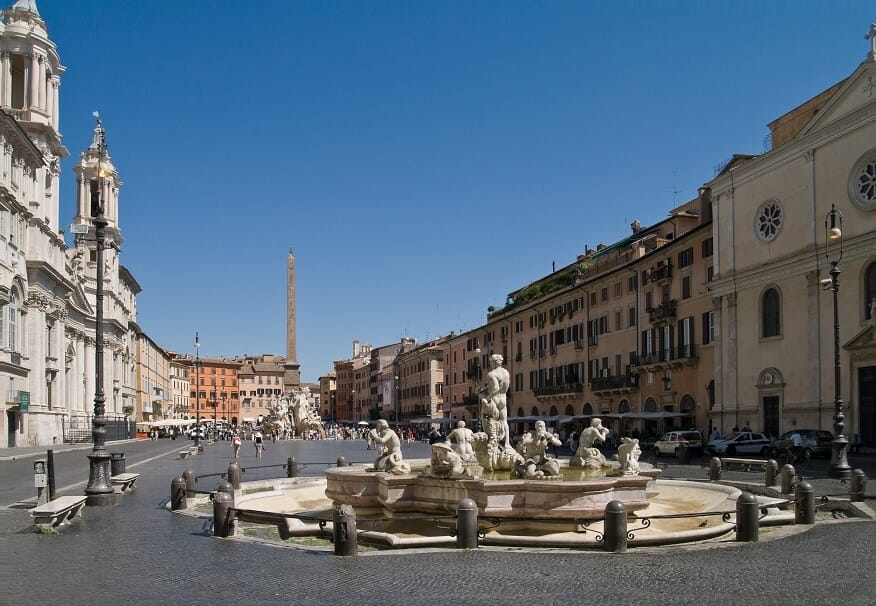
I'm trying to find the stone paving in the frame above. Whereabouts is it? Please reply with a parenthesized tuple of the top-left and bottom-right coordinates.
(0, 438, 874, 605)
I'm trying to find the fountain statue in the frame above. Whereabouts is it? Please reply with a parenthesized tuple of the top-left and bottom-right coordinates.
(369, 420, 410, 475)
(512, 420, 562, 479)
(471, 354, 524, 471)
(446, 421, 476, 462)
(288, 387, 325, 438)
(617, 437, 642, 475)
(570, 417, 609, 468)
(425, 421, 482, 479)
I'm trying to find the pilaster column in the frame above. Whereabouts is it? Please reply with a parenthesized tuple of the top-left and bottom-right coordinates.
(806, 270, 823, 416)
(725, 293, 738, 424)
(51, 78, 59, 130)
(29, 53, 38, 108)
(0, 51, 9, 107)
(37, 55, 46, 110)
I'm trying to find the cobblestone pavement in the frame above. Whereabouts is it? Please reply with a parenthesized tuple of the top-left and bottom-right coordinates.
(0, 438, 874, 606)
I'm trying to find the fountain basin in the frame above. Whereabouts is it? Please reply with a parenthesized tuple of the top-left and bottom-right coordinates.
(325, 458, 660, 520)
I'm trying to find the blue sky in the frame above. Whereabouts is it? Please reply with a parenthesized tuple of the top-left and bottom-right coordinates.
(37, 1, 875, 382)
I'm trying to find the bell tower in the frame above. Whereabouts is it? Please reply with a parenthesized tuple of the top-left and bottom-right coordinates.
(0, 0, 68, 231)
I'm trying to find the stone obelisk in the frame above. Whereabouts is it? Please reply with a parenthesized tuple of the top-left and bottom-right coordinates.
(283, 248, 301, 390)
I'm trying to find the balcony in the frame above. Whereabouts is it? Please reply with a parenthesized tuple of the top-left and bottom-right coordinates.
(631, 345, 698, 371)
(590, 375, 639, 394)
(533, 382, 584, 399)
(647, 300, 677, 324)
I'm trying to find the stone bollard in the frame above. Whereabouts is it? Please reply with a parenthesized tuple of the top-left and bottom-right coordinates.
(332, 504, 358, 556)
(287, 457, 298, 478)
(677, 444, 690, 465)
(217, 480, 234, 502)
(735, 492, 759, 542)
(171, 476, 187, 511)
(764, 459, 779, 487)
(603, 500, 628, 553)
(456, 498, 479, 549)
(795, 481, 815, 525)
(213, 491, 233, 538)
(182, 468, 196, 499)
(780, 464, 796, 494)
(227, 462, 241, 490)
(336, 456, 348, 468)
(709, 457, 722, 481)
(850, 469, 867, 502)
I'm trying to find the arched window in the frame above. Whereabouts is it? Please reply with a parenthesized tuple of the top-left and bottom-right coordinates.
(530, 406, 539, 416)
(762, 288, 781, 338)
(618, 399, 631, 413)
(8, 290, 18, 351)
(583, 402, 593, 415)
(564, 404, 574, 416)
(865, 261, 876, 321)
(549, 405, 558, 416)
(644, 397, 658, 413)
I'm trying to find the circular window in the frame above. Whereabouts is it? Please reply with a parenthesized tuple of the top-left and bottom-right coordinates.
(848, 149, 876, 211)
(754, 199, 783, 242)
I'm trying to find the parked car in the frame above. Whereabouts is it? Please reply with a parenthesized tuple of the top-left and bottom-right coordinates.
(769, 429, 834, 459)
(654, 430, 703, 457)
(706, 431, 771, 456)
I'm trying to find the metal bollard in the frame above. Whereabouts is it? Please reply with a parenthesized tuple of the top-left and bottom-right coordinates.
(182, 468, 196, 498)
(227, 462, 241, 490)
(336, 456, 348, 467)
(171, 476, 187, 510)
(764, 459, 779, 486)
(677, 444, 690, 465)
(456, 498, 479, 549)
(795, 481, 815, 524)
(217, 480, 234, 502)
(332, 503, 358, 556)
(850, 469, 867, 502)
(603, 500, 628, 553)
(735, 492, 759, 542)
(709, 457, 722, 481)
(287, 457, 298, 478)
(213, 492, 233, 538)
(780, 464, 796, 494)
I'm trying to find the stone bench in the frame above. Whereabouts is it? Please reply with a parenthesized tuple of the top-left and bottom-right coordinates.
(179, 450, 191, 459)
(720, 457, 768, 472)
(111, 472, 140, 492)
(30, 495, 88, 527)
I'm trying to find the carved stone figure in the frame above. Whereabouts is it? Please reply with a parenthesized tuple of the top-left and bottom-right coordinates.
(427, 442, 465, 478)
(478, 354, 511, 450)
(570, 417, 609, 468)
(287, 386, 325, 438)
(512, 420, 562, 478)
(471, 430, 523, 472)
(617, 437, 642, 476)
(369, 419, 410, 475)
(445, 421, 476, 461)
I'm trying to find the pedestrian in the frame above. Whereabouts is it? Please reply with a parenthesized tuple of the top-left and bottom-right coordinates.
(231, 431, 241, 458)
(254, 430, 264, 458)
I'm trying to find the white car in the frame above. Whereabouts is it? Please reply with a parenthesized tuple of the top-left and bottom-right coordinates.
(706, 432, 771, 456)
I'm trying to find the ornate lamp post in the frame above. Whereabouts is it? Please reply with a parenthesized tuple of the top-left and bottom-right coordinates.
(194, 333, 202, 450)
(84, 115, 115, 506)
(330, 390, 336, 425)
(825, 204, 851, 479)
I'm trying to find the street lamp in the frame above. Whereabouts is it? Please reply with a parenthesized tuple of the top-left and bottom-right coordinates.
(330, 390, 336, 425)
(825, 204, 851, 479)
(394, 375, 400, 422)
(84, 114, 116, 507)
(194, 333, 202, 451)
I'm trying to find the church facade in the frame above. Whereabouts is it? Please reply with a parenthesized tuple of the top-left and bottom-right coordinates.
(0, 1, 140, 446)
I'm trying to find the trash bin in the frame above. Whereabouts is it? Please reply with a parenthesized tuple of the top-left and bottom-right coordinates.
(677, 444, 690, 465)
(110, 453, 126, 476)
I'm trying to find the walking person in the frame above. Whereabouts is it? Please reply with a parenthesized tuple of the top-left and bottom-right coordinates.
(254, 430, 264, 458)
(231, 431, 241, 459)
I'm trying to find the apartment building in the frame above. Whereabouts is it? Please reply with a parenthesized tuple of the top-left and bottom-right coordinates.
(393, 338, 446, 422)
(333, 341, 371, 421)
(318, 373, 336, 422)
(133, 326, 171, 422)
(169, 358, 190, 419)
(238, 354, 284, 423)
(189, 356, 240, 425)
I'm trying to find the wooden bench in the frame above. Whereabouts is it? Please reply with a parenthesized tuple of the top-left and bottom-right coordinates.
(720, 457, 768, 472)
(30, 495, 88, 527)
(111, 472, 140, 492)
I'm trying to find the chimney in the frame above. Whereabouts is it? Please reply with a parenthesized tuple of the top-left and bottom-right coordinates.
(352, 340, 360, 358)
(698, 187, 713, 223)
(596, 243, 607, 251)
(631, 220, 641, 234)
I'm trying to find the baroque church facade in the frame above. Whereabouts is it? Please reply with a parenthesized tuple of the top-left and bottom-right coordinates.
(0, 1, 139, 447)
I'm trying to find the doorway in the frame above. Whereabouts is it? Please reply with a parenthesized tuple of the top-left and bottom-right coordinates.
(6, 410, 16, 447)
(762, 395, 780, 439)
(859, 366, 876, 446)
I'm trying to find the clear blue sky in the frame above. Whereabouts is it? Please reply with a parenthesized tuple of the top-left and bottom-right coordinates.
(38, 1, 875, 382)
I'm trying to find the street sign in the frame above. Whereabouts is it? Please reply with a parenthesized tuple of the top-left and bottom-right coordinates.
(19, 391, 29, 412)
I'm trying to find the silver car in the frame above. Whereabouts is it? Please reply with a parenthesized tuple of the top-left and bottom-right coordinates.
(706, 432, 771, 456)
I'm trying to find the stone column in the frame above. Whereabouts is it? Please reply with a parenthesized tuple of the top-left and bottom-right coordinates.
(51, 77, 60, 130)
(29, 53, 38, 108)
(37, 56, 46, 110)
(0, 52, 9, 107)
